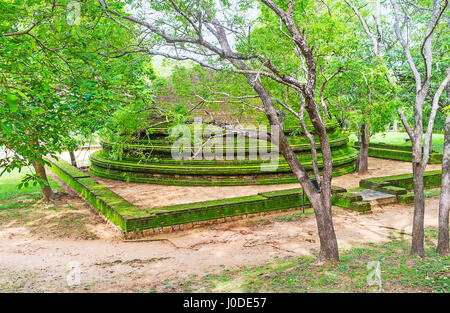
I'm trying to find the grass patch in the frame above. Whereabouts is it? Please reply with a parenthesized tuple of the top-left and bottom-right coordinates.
(0, 167, 60, 201)
(350, 132, 444, 154)
(167, 228, 449, 293)
(402, 188, 441, 199)
(0, 167, 91, 238)
(275, 212, 311, 222)
(424, 188, 441, 198)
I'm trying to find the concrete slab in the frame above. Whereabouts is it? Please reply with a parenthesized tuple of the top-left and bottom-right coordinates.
(350, 189, 396, 201)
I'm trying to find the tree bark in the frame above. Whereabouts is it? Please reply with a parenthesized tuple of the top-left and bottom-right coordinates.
(437, 106, 450, 255)
(304, 95, 338, 262)
(429, 132, 433, 156)
(249, 77, 339, 262)
(411, 161, 426, 256)
(436, 17, 450, 255)
(69, 150, 77, 168)
(32, 160, 53, 201)
(357, 124, 369, 174)
(298, 98, 321, 186)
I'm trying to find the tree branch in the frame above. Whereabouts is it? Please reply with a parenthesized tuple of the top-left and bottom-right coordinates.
(398, 108, 414, 140)
(391, 0, 422, 90)
(422, 68, 450, 168)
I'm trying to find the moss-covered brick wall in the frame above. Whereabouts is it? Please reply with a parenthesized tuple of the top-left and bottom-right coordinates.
(330, 192, 371, 213)
(89, 150, 357, 186)
(125, 185, 368, 232)
(48, 157, 368, 234)
(91, 122, 357, 187)
(353, 142, 442, 164)
(397, 193, 415, 204)
(359, 170, 442, 193)
(46, 158, 143, 232)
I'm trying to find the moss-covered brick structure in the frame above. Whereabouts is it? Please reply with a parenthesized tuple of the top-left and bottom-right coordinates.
(359, 170, 442, 203)
(353, 142, 443, 164)
(47, 157, 370, 236)
(90, 121, 358, 186)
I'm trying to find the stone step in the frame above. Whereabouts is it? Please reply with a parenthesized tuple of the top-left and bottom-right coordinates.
(350, 189, 397, 202)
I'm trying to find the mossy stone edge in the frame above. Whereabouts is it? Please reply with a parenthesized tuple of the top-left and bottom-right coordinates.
(47, 157, 370, 235)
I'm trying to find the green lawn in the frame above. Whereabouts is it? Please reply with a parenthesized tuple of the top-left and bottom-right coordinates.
(349, 132, 445, 154)
(164, 228, 449, 293)
(0, 167, 60, 201)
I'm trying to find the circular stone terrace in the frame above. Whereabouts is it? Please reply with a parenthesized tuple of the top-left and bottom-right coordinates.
(89, 122, 358, 187)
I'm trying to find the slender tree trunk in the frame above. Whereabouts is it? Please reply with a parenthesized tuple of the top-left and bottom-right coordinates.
(357, 124, 369, 174)
(409, 86, 428, 255)
(32, 160, 53, 201)
(278, 128, 338, 262)
(304, 95, 338, 262)
(411, 161, 426, 256)
(429, 132, 433, 156)
(298, 99, 321, 185)
(250, 79, 339, 262)
(437, 112, 450, 255)
(69, 150, 77, 168)
(436, 10, 450, 255)
(312, 194, 339, 261)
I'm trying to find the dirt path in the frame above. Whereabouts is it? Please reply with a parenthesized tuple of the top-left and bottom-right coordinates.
(0, 158, 443, 292)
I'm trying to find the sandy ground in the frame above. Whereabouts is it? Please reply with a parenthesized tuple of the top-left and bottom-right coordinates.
(332, 158, 442, 190)
(94, 158, 442, 209)
(0, 158, 445, 292)
(0, 195, 443, 292)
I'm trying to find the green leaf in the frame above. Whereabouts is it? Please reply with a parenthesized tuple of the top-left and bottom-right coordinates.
(6, 93, 18, 112)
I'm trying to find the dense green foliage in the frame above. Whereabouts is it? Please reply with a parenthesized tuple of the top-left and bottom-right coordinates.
(1, 0, 448, 200)
(0, 0, 155, 188)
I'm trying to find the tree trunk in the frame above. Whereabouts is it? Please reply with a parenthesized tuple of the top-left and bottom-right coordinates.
(69, 150, 77, 168)
(198, 11, 339, 262)
(393, 119, 398, 132)
(408, 84, 429, 256)
(436, 10, 450, 255)
(32, 160, 53, 201)
(357, 124, 369, 174)
(304, 96, 338, 262)
(279, 130, 339, 262)
(437, 111, 450, 255)
(249, 78, 339, 262)
(411, 161, 426, 256)
(429, 132, 433, 156)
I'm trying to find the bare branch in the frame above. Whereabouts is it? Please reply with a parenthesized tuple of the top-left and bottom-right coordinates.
(390, 0, 422, 90)
(422, 68, 450, 168)
(3, 20, 42, 37)
(299, 97, 322, 185)
(398, 108, 414, 140)
(420, 0, 448, 81)
(320, 67, 344, 124)
(344, 0, 380, 56)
